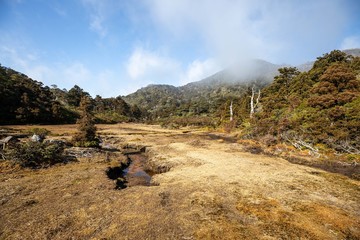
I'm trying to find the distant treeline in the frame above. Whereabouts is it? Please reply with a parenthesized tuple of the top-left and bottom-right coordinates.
(0, 65, 142, 124)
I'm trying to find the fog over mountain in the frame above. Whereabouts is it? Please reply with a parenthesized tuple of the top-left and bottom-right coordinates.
(124, 49, 360, 116)
(134, 48, 360, 92)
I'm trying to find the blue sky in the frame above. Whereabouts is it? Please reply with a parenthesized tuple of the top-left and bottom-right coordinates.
(1, 0, 359, 97)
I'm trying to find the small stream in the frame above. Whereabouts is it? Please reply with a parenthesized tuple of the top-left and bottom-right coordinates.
(123, 154, 155, 187)
(106, 153, 155, 189)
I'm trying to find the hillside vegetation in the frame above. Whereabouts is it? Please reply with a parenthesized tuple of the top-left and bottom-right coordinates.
(0, 66, 139, 124)
(251, 50, 360, 152)
(0, 66, 75, 124)
(123, 59, 282, 122)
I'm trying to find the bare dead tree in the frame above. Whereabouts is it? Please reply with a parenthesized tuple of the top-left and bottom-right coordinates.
(229, 100, 233, 122)
(250, 85, 261, 118)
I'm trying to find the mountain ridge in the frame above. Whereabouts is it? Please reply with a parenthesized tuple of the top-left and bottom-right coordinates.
(126, 48, 360, 98)
(123, 48, 360, 121)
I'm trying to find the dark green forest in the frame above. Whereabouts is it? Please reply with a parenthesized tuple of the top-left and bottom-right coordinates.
(1, 49, 359, 152)
(0, 66, 75, 124)
(251, 50, 360, 152)
(0, 66, 138, 124)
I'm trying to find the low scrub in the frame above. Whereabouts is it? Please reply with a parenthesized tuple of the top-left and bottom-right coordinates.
(73, 140, 99, 148)
(222, 120, 239, 133)
(5, 141, 65, 168)
(27, 127, 51, 138)
(161, 116, 218, 128)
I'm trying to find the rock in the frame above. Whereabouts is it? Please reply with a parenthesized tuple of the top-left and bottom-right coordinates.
(30, 134, 42, 142)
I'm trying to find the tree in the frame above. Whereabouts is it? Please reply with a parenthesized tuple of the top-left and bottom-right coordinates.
(66, 85, 89, 107)
(250, 85, 261, 119)
(72, 96, 99, 147)
(0, 65, 65, 124)
(309, 62, 359, 109)
(309, 50, 350, 81)
(130, 104, 142, 120)
(229, 100, 233, 121)
(258, 67, 300, 120)
(271, 67, 300, 94)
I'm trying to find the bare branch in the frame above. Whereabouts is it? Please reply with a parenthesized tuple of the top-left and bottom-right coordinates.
(281, 132, 320, 157)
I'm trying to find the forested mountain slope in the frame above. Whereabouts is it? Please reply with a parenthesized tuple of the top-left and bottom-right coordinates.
(0, 65, 75, 124)
(124, 49, 360, 125)
(123, 59, 282, 120)
(251, 50, 360, 152)
(0, 66, 137, 124)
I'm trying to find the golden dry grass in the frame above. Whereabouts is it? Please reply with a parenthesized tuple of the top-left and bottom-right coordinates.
(0, 123, 359, 239)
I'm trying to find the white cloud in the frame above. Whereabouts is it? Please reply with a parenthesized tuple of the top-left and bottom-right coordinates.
(127, 47, 160, 79)
(147, 0, 349, 65)
(1, 46, 29, 69)
(81, 0, 114, 38)
(52, 4, 67, 17)
(60, 64, 125, 97)
(94, 70, 114, 95)
(340, 36, 360, 50)
(26, 65, 53, 82)
(60, 62, 91, 85)
(180, 59, 221, 85)
(2, 43, 220, 97)
(90, 15, 107, 38)
(0, 45, 120, 96)
(0, 46, 53, 82)
(126, 47, 181, 81)
(124, 47, 223, 92)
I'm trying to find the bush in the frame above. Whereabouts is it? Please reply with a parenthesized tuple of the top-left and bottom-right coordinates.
(223, 120, 237, 133)
(5, 141, 65, 168)
(27, 127, 51, 139)
(73, 140, 99, 148)
(260, 134, 278, 146)
(72, 96, 99, 147)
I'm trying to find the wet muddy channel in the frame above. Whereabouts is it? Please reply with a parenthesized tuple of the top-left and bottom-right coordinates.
(106, 153, 155, 189)
(124, 154, 155, 187)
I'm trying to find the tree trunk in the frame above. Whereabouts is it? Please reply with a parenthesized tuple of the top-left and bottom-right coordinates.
(250, 86, 255, 118)
(230, 100, 233, 122)
(250, 86, 261, 119)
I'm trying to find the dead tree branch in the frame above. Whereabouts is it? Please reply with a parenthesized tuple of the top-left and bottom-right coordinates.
(281, 132, 320, 157)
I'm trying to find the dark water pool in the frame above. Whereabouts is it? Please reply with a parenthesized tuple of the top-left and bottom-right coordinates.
(123, 154, 155, 187)
(106, 154, 155, 189)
